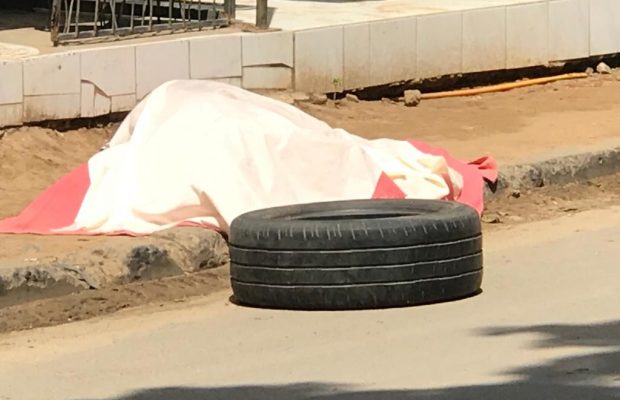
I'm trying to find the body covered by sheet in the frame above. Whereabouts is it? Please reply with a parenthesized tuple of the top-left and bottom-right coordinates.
(0, 80, 495, 236)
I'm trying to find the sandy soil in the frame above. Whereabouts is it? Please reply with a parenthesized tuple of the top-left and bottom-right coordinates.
(0, 124, 116, 219)
(1, 70, 620, 332)
(300, 70, 620, 163)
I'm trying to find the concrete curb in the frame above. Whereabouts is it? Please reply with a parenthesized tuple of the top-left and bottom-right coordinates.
(0, 228, 229, 308)
(487, 146, 620, 197)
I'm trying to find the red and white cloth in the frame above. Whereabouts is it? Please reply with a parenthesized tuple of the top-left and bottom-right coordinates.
(0, 80, 496, 236)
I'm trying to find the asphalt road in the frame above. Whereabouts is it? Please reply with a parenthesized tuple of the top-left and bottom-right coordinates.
(0, 207, 619, 400)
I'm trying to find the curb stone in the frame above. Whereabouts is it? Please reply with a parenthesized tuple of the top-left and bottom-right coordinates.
(0, 227, 229, 307)
(485, 146, 620, 198)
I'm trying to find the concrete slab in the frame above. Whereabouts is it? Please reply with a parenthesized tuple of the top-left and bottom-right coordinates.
(462, 7, 507, 73)
(242, 66, 292, 89)
(294, 26, 344, 93)
(23, 94, 81, 122)
(22, 53, 81, 96)
(0, 103, 22, 126)
(236, 0, 540, 31)
(506, 1, 549, 69)
(80, 82, 112, 118)
(368, 17, 417, 86)
(135, 40, 190, 100)
(549, 0, 590, 61)
(111, 94, 137, 114)
(0, 61, 23, 104)
(343, 23, 371, 90)
(189, 35, 242, 80)
(242, 31, 294, 67)
(417, 11, 462, 78)
(80, 46, 136, 97)
(589, 0, 620, 56)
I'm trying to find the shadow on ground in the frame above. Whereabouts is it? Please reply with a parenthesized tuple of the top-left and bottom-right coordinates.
(95, 321, 619, 400)
(0, 9, 49, 31)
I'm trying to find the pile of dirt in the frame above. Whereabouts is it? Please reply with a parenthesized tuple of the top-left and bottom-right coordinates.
(0, 124, 116, 219)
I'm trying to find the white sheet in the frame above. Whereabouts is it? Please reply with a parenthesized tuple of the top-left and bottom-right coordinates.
(61, 80, 463, 234)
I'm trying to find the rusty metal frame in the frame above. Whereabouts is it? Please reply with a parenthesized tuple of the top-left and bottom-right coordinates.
(50, 0, 235, 45)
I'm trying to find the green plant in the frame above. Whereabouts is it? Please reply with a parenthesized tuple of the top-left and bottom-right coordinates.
(331, 77, 343, 101)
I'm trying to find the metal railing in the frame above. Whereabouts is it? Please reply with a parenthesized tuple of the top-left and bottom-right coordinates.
(50, 0, 236, 45)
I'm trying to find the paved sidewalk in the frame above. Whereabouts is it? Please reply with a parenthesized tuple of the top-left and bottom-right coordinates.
(235, 0, 538, 30)
(0, 0, 540, 57)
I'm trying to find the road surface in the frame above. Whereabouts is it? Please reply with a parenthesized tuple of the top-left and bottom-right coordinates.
(0, 207, 619, 400)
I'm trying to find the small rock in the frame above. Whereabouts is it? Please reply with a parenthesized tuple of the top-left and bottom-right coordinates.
(481, 213, 502, 224)
(596, 62, 612, 75)
(510, 190, 521, 199)
(585, 67, 594, 76)
(403, 89, 422, 107)
(309, 93, 328, 105)
(345, 93, 360, 103)
(153, 228, 229, 271)
(525, 168, 544, 187)
(381, 97, 397, 105)
(125, 245, 170, 280)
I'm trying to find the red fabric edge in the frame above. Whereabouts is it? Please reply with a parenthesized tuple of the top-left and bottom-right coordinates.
(0, 164, 90, 235)
(408, 140, 497, 214)
(0, 141, 496, 236)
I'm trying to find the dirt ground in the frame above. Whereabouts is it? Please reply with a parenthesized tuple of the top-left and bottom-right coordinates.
(300, 69, 620, 163)
(1, 69, 619, 332)
(0, 124, 115, 219)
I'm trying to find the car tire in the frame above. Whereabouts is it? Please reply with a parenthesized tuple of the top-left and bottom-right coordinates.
(229, 199, 483, 310)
